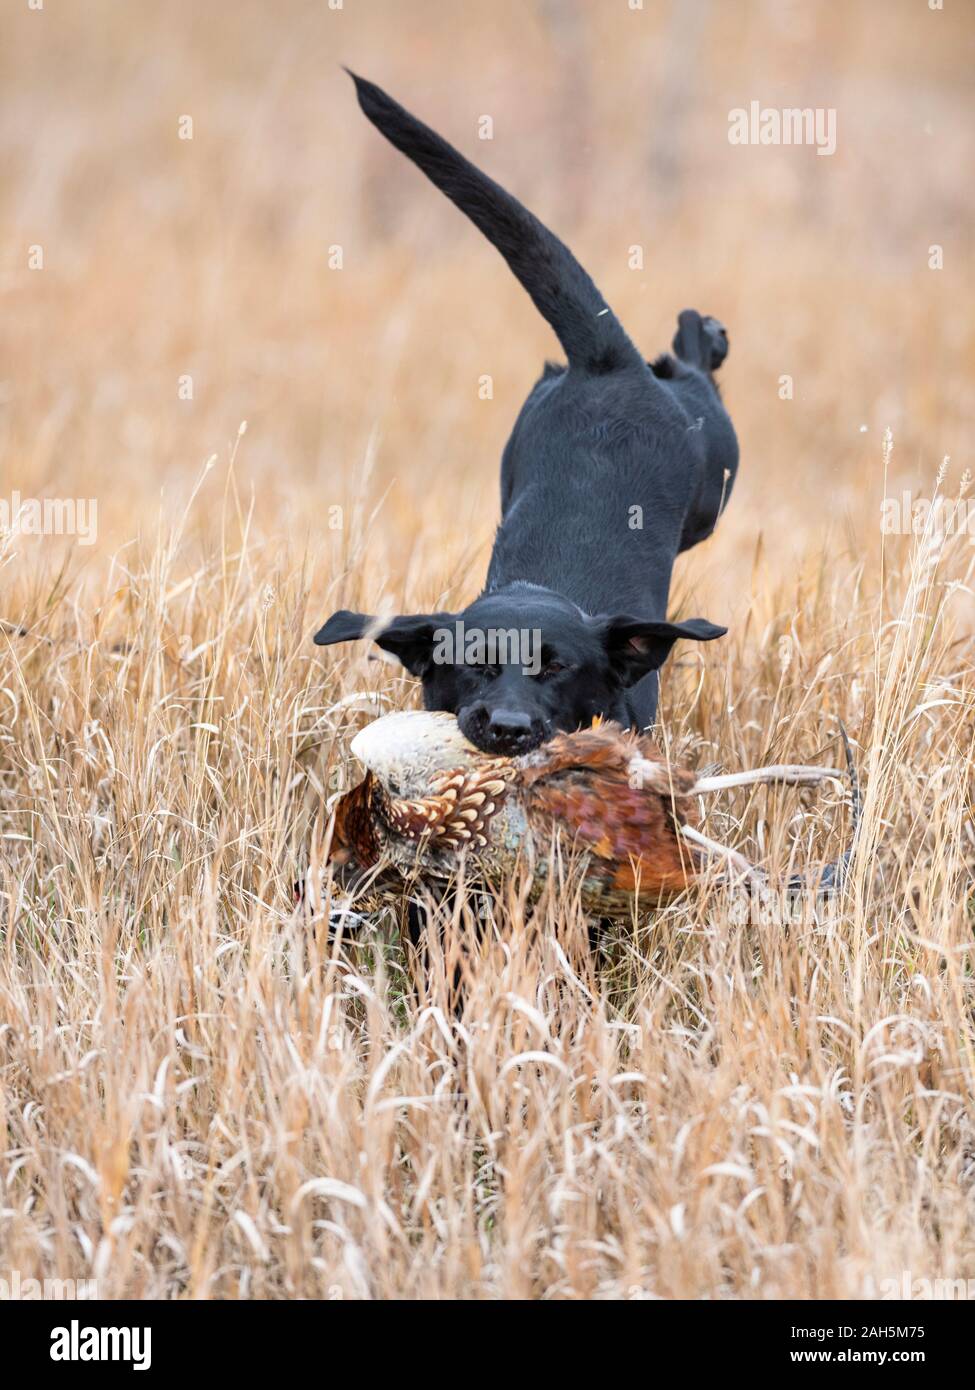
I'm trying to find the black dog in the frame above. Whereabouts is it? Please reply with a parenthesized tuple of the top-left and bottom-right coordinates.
(316, 74, 739, 756)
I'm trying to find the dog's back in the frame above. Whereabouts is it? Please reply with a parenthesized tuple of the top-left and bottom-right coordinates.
(317, 76, 738, 747)
(348, 72, 737, 624)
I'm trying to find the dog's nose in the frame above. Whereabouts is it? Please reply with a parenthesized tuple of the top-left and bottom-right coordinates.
(489, 709, 532, 737)
(459, 704, 545, 755)
(484, 709, 541, 753)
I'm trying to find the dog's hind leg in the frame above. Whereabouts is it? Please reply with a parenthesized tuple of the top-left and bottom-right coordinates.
(651, 311, 738, 552)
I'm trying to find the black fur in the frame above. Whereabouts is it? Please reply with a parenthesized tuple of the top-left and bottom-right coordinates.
(315, 73, 739, 756)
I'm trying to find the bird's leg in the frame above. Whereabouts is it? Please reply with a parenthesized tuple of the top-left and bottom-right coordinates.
(689, 765, 843, 794)
(679, 823, 765, 886)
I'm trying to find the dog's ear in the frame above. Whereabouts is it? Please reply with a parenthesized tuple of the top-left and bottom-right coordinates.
(603, 615, 727, 687)
(313, 610, 373, 646)
(313, 609, 453, 677)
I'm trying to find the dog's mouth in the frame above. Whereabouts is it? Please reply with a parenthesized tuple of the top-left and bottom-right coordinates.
(457, 706, 549, 757)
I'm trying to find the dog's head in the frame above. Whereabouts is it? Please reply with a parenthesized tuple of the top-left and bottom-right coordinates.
(314, 588, 725, 756)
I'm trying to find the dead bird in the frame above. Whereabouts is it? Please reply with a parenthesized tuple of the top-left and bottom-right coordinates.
(322, 711, 848, 917)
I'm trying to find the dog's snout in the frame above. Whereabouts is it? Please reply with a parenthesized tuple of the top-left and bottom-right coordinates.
(488, 709, 532, 737)
(461, 704, 544, 755)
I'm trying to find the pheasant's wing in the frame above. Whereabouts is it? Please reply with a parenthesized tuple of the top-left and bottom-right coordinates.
(527, 765, 698, 897)
(384, 762, 517, 850)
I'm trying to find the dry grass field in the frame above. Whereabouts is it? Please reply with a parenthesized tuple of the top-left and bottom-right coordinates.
(1, 0, 973, 1299)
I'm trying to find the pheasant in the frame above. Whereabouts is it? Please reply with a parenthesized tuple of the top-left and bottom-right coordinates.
(322, 711, 848, 917)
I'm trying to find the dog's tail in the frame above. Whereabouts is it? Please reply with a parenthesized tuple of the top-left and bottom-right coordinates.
(346, 71, 643, 375)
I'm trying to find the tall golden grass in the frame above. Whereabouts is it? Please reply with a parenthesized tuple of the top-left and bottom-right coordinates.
(1, 0, 973, 1298)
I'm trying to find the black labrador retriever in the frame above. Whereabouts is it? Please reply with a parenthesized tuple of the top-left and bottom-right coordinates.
(316, 73, 739, 756)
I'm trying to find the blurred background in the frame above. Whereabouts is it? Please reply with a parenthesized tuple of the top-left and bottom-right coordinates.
(1, 0, 973, 628)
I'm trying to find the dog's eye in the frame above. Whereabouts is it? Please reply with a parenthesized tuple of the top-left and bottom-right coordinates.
(537, 661, 567, 679)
